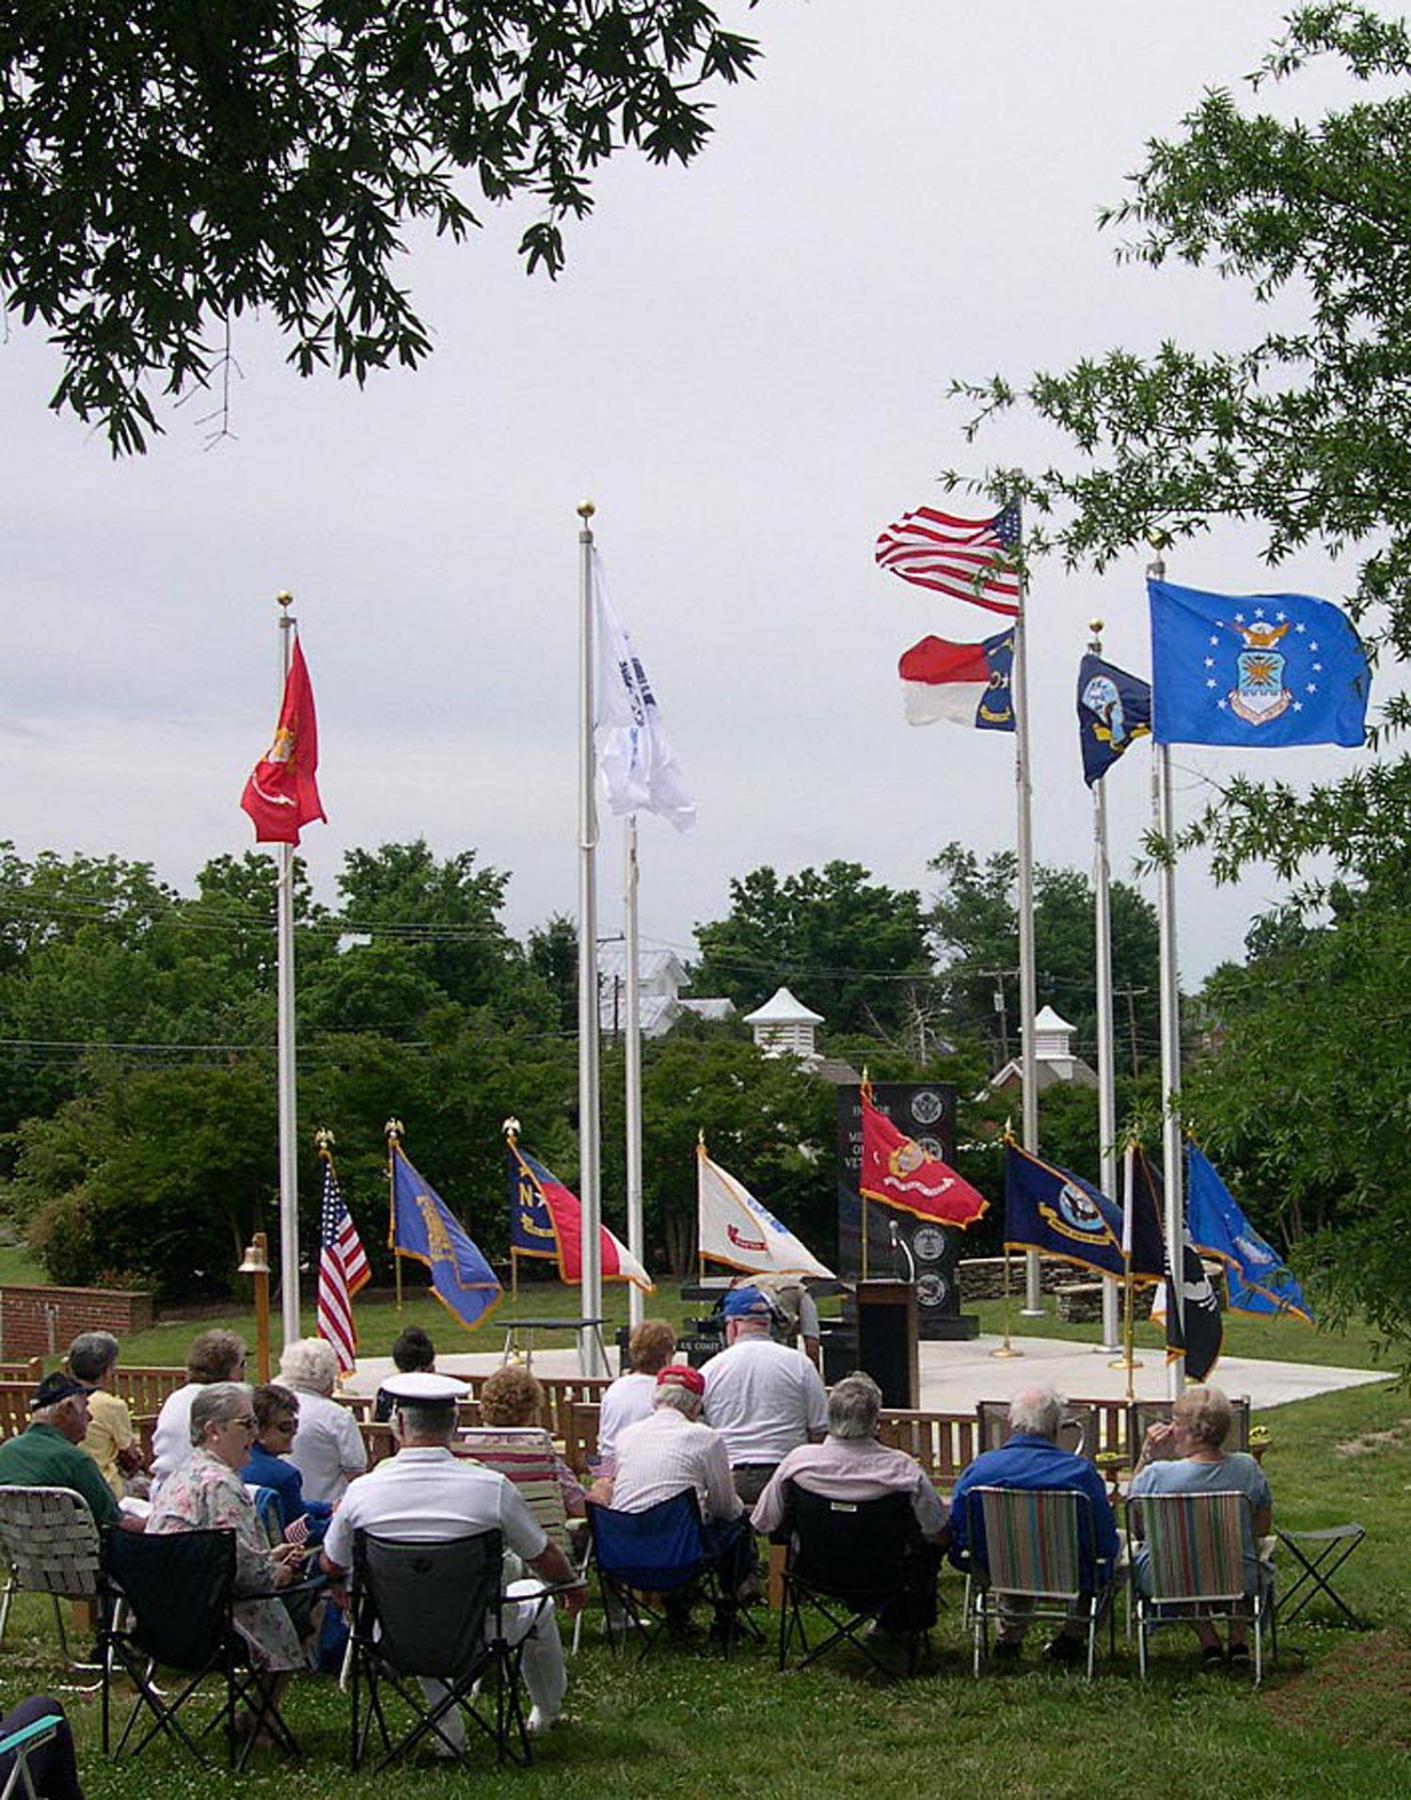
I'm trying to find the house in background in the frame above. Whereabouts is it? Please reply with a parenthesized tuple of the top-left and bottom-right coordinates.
(597, 943, 735, 1040)
(986, 1004, 1098, 1096)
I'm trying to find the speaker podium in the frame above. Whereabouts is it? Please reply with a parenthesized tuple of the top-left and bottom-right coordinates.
(852, 1279, 920, 1411)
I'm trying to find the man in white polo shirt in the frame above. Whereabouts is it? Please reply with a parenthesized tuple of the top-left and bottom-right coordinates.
(322, 1372, 584, 1741)
(702, 1286, 828, 1506)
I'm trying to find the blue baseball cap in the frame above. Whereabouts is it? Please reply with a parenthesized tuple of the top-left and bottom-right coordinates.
(723, 1286, 771, 1320)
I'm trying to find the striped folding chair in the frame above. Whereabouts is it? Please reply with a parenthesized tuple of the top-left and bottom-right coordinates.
(1131, 1489, 1269, 1685)
(0, 1487, 102, 1667)
(967, 1486, 1112, 1680)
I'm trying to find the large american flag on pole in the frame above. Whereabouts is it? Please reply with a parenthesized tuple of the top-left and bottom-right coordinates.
(875, 501, 1022, 617)
(317, 1149, 370, 1374)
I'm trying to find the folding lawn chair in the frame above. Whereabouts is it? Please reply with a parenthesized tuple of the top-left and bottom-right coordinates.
(964, 1486, 1114, 1680)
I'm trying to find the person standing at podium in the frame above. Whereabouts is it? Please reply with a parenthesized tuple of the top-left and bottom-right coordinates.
(702, 1287, 827, 1506)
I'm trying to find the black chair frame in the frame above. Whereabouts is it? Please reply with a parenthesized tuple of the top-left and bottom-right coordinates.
(99, 1526, 305, 1772)
(776, 1485, 932, 1677)
(347, 1527, 546, 1773)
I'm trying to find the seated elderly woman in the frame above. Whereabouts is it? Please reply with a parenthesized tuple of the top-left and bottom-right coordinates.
(151, 1330, 247, 1486)
(69, 1331, 144, 1500)
(476, 1366, 586, 1520)
(1129, 1384, 1273, 1667)
(148, 1383, 307, 1685)
(276, 1339, 366, 1505)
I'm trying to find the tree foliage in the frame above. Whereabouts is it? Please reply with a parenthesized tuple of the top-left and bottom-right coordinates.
(0, 0, 760, 451)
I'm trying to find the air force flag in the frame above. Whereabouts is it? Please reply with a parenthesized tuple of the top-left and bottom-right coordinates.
(1148, 579, 1369, 748)
(1187, 1143, 1313, 1323)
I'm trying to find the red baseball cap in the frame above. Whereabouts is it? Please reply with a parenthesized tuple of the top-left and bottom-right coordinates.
(656, 1365, 705, 1397)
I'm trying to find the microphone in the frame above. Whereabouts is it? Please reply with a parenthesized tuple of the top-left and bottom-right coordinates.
(888, 1219, 916, 1283)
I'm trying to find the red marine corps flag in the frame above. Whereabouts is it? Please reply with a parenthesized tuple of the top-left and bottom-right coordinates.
(240, 638, 327, 844)
(858, 1080, 987, 1228)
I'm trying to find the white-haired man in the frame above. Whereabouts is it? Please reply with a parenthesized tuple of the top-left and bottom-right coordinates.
(323, 1372, 584, 1742)
(947, 1384, 1118, 1664)
(702, 1286, 827, 1506)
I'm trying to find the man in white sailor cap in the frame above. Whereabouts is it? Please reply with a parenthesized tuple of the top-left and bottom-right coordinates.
(322, 1371, 584, 1739)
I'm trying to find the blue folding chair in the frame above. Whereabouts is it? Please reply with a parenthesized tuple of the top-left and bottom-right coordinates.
(0, 1710, 65, 1800)
(586, 1491, 753, 1660)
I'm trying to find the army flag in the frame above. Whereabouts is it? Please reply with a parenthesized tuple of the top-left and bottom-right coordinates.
(1148, 579, 1369, 748)
(389, 1143, 502, 1332)
(1004, 1141, 1164, 1282)
(593, 549, 695, 832)
(1077, 653, 1151, 786)
(697, 1143, 834, 1279)
(860, 1086, 987, 1228)
(1187, 1143, 1313, 1323)
(508, 1139, 654, 1292)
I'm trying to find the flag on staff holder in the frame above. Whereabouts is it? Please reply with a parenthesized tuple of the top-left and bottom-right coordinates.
(1003, 1140, 1165, 1282)
(875, 501, 1022, 616)
(240, 638, 327, 843)
(1135, 1148, 1223, 1381)
(389, 1141, 502, 1332)
(859, 1082, 987, 1228)
(697, 1138, 833, 1279)
(1077, 653, 1151, 786)
(593, 549, 695, 832)
(315, 1133, 369, 1374)
(506, 1133, 654, 1293)
(1187, 1142, 1314, 1323)
(1148, 579, 1370, 748)
(897, 629, 1015, 730)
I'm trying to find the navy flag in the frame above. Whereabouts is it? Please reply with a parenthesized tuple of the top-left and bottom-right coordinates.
(1077, 653, 1151, 786)
(1187, 1143, 1313, 1323)
(1135, 1149, 1223, 1381)
(1004, 1142, 1163, 1283)
(1148, 579, 1369, 748)
(390, 1144, 502, 1333)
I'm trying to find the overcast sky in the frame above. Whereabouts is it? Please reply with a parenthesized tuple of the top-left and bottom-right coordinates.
(0, 2, 1382, 1005)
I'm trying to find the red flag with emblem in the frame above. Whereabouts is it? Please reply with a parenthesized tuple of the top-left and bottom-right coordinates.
(240, 638, 327, 845)
(858, 1084, 988, 1227)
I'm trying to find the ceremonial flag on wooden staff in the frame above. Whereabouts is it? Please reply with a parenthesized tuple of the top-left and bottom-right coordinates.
(875, 501, 1022, 616)
(859, 1082, 987, 1228)
(697, 1140, 833, 1279)
(507, 1135, 654, 1292)
(1186, 1142, 1313, 1323)
(1077, 653, 1151, 786)
(1136, 1148, 1223, 1381)
(315, 1139, 369, 1374)
(1004, 1139, 1164, 1282)
(240, 638, 327, 844)
(898, 629, 1015, 730)
(389, 1141, 502, 1331)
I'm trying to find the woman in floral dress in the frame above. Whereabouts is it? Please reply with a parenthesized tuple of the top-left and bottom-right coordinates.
(148, 1381, 306, 1674)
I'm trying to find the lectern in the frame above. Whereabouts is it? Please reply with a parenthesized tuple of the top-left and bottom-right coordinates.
(853, 1280, 919, 1410)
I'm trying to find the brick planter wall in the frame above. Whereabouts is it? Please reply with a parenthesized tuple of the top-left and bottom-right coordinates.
(0, 1286, 155, 1359)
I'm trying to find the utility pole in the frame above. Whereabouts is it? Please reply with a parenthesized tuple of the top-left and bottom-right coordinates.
(1115, 983, 1148, 1078)
(979, 966, 1019, 1069)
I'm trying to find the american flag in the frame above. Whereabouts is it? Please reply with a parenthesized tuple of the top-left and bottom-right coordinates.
(875, 501, 1022, 617)
(317, 1152, 370, 1374)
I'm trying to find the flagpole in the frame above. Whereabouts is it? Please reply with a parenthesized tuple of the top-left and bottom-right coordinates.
(273, 592, 302, 1350)
(1149, 545, 1185, 1400)
(577, 503, 607, 1377)
(1014, 554, 1043, 1317)
(623, 816, 645, 1331)
(385, 1118, 404, 1314)
(991, 1128, 1022, 1358)
(1110, 1138, 1141, 1396)
(1089, 619, 1122, 1355)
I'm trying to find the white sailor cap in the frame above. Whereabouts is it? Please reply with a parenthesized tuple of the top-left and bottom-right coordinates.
(380, 1372, 469, 1404)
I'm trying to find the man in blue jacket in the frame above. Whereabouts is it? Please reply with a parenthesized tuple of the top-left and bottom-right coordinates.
(948, 1385, 1118, 1664)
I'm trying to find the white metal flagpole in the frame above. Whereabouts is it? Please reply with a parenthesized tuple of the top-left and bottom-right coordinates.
(1148, 547, 1185, 1399)
(1013, 553, 1044, 1317)
(623, 815, 645, 1331)
(274, 593, 301, 1350)
(577, 504, 607, 1376)
(1089, 619, 1122, 1355)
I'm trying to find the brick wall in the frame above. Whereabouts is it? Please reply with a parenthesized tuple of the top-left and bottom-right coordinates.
(0, 1286, 155, 1359)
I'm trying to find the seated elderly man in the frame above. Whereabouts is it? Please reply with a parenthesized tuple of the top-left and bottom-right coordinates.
(596, 1318, 677, 1474)
(753, 1372, 947, 1632)
(322, 1373, 584, 1742)
(947, 1385, 1118, 1664)
(702, 1286, 828, 1506)
(0, 1372, 144, 1534)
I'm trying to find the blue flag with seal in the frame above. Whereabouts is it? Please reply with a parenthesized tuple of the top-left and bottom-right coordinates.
(1186, 1142, 1313, 1323)
(1004, 1142, 1163, 1282)
(1148, 579, 1369, 748)
(1077, 653, 1151, 786)
(390, 1144, 502, 1332)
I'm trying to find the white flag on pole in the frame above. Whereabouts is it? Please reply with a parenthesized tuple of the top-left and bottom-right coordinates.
(697, 1144, 834, 1279)
(593, 549, 696, 832)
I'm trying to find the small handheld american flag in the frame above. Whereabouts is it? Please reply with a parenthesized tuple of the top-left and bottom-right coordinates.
(316, 1141, 370, 1375)
(875, 500, 1022, 617)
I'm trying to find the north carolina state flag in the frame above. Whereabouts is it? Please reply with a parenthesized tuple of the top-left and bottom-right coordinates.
(858, 1087, 987, 1228)
(240, 639, 327, 845)
(507, 1142, 655, 1293)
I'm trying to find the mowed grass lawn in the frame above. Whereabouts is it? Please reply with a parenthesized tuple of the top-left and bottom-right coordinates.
(1, 1336, 1408, 1797)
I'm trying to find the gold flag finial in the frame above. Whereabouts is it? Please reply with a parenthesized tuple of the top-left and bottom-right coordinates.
(384, 1116, 404, 1146)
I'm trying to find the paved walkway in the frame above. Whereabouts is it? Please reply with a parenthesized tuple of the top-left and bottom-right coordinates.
(347, 1331, 1389, 1414)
